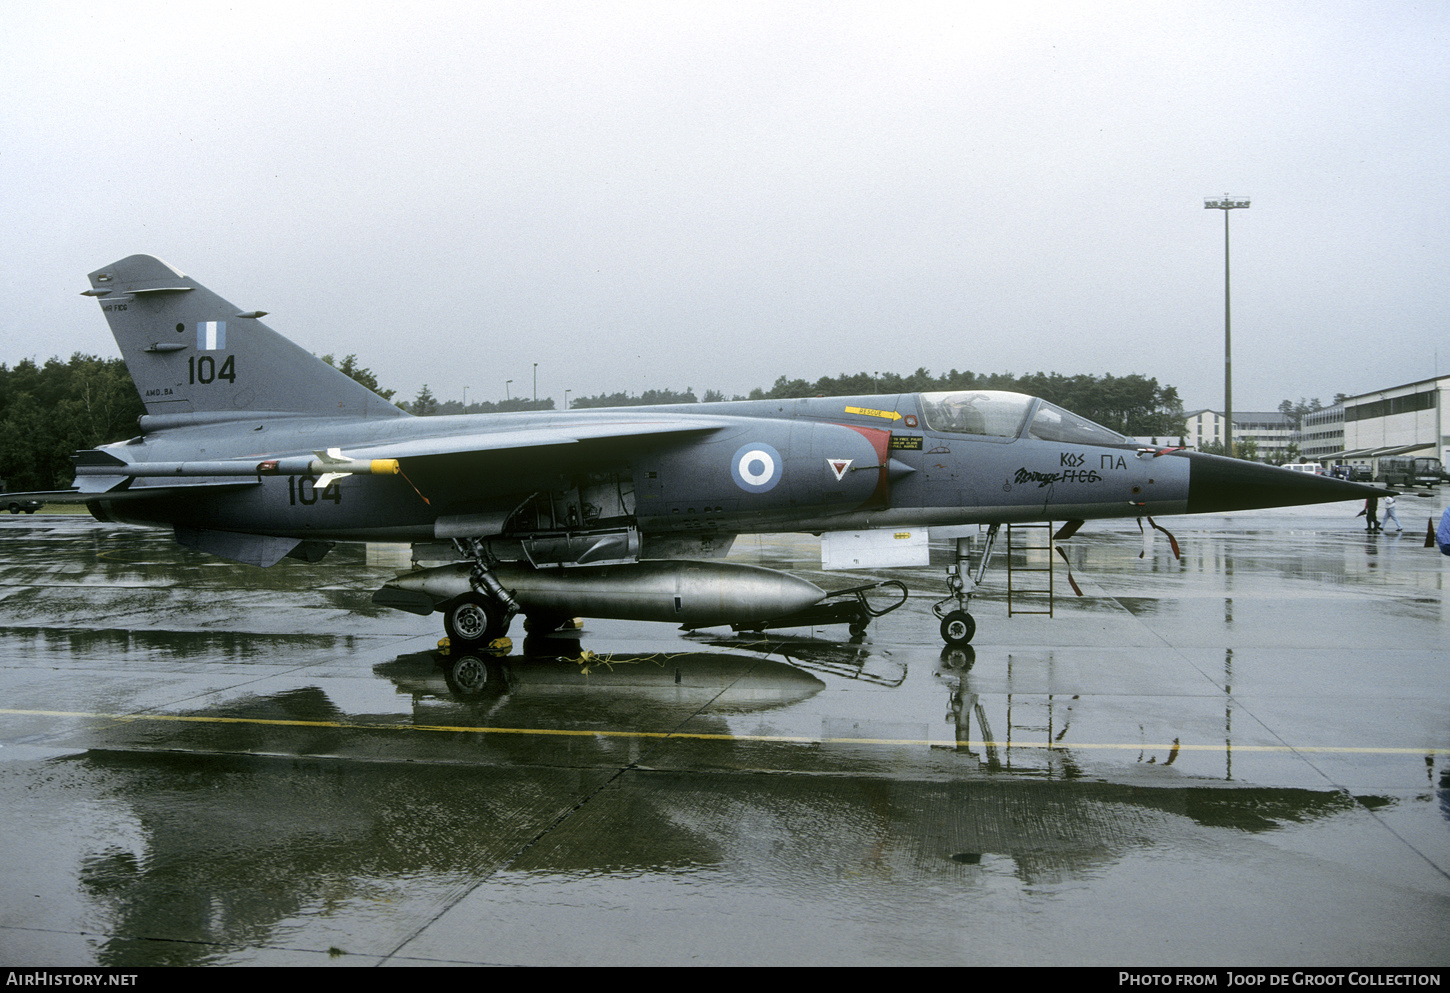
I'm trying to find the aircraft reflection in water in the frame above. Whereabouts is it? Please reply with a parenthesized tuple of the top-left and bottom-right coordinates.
(60, 658, 1388, 967)
(19, 255, 1390, 662)
(376, 647, 826, 708)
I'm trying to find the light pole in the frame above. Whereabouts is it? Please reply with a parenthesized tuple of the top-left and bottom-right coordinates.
(1205, 194, 1250, 457)
(564, 389, 571, 410)
(533, 363, 538, 402)
(505, 379, 512, 401)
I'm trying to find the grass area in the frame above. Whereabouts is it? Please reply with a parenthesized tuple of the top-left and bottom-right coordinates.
(8, 504, 94, 516)
(43, 504, 93, 515)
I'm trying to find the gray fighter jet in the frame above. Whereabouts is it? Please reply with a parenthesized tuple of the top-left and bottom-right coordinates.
(17, 254, 1386, 654)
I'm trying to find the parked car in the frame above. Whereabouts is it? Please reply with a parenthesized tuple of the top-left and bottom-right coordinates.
(1, 479, 42, 514)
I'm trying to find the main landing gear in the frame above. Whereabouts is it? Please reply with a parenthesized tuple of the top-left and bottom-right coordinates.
(434, 542, 522, 697)
(933, 524, 1000, 647)
(440, 540, 520, 649)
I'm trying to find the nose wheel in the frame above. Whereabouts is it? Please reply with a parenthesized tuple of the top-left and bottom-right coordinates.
(939, 610, 976, 647)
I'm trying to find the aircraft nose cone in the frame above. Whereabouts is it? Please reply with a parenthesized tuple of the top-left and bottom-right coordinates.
(1181, 452, 1392, 514)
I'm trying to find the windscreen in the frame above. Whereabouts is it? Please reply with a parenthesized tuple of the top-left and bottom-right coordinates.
(1025, 401, 1129, 445)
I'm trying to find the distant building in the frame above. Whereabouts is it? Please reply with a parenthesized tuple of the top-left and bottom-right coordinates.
(1185, 376, 1447, 471)
(1332, 375, 1449, 472)
(1182, 408, 1295, 461)
(1183, 409, 1226, 451)
(1234, 412, 1297, 462)
(1299, 404, 1345, 461)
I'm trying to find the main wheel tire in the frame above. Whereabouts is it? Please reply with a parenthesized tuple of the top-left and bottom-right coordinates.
(940, 610, 976, 647)
(443, 593, 503, 646)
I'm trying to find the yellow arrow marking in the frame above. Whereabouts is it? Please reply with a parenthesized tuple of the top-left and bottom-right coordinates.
(844, 406, 902, 421)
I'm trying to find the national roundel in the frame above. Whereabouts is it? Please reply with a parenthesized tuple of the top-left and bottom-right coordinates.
(731, 442, 782, 494)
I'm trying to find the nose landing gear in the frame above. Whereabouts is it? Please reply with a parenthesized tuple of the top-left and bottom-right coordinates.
(932, 524, 999, 647)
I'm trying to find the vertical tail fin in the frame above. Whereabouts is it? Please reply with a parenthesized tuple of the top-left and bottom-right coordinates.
(86, 255, 406, 421)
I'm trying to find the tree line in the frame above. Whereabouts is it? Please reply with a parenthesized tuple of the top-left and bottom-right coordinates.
(2, 351, 1190, 492)
(392, 368, 1185, 438)
(0, 355, 145, 492)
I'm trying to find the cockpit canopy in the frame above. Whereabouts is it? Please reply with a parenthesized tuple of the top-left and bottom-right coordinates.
(917, 391, 1128, 446)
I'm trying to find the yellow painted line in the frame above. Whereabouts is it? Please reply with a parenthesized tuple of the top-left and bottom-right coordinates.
(2, 708, 1447, 755)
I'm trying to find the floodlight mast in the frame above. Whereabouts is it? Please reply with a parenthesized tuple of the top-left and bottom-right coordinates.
(1205, 195, 1250, 458)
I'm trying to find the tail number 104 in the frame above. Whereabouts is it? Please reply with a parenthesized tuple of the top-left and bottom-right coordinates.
(189, 355, 236, 384)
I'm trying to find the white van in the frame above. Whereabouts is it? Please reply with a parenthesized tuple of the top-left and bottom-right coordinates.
(1282, 463, 1322, 474)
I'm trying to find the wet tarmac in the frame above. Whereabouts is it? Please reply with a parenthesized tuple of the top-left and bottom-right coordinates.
(1, 502, 1447, 966)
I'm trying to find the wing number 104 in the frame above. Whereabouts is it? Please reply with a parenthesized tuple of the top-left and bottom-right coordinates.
(189, 355, 236, 384)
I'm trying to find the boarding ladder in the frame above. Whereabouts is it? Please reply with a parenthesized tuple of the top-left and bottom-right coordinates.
(1006, 522, 1054, 617)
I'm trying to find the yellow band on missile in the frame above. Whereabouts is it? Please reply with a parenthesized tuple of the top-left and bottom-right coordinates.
(371, 460, 400, 475)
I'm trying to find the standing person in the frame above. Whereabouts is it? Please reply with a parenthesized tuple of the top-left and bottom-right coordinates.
(1363, 495, 1380, 532)
(1438, 506, 1450, 555)
(1381, 495, 1402, 532)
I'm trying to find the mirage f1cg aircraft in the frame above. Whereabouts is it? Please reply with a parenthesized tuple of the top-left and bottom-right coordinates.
(25, 255, 1384, 654)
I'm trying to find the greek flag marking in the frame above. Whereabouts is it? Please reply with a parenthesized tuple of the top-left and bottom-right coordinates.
(197, 321, 226, 350)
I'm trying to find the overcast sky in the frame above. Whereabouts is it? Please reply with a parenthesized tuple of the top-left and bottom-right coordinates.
(4, 1, 1447, 414)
